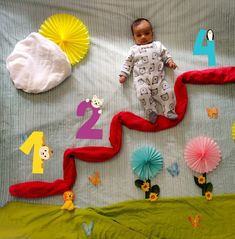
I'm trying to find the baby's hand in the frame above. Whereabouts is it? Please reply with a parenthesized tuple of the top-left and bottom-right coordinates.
(167, 60, 178, 70)
(119, 75, 127, 84)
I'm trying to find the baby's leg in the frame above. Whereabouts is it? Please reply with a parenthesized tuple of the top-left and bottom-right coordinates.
(152, 80, 178, 120)
(135, 82, 157, 121)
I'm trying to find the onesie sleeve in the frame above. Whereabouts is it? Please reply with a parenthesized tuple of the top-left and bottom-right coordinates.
(159, 43, 172, 64)
(120, 48, 135, 77)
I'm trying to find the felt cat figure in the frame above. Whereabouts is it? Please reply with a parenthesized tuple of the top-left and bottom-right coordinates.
(90, 95, 104, 114)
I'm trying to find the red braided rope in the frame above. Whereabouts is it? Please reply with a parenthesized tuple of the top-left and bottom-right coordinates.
(9, 67, 235, 198)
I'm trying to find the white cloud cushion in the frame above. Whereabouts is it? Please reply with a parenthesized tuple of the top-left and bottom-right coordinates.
(6, 32, 72, 93)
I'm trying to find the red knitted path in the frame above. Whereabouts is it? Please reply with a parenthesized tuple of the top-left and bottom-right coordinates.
(9, 67, 235, 198)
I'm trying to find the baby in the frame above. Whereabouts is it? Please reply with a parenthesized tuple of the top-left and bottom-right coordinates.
(119, 18, 178, 123)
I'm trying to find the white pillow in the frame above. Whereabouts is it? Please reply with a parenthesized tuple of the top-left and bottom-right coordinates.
(6, 32, 72, 93)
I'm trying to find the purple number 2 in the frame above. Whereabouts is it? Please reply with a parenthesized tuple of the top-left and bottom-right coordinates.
(76, 100, 103, 139)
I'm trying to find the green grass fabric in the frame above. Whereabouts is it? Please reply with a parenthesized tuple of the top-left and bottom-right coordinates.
(0, 194, 234, 239)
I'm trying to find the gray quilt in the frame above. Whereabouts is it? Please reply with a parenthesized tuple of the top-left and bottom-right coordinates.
(0, 0, 234, 208)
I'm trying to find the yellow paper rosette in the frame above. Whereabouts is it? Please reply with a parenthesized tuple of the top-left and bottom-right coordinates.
(39, 13, 90, 65)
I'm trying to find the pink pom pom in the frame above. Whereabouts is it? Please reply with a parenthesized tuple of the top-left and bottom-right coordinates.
(184, 136, 221, 173)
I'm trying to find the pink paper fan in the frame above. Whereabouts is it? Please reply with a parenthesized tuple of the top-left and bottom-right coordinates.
(184, 136, 221, 173)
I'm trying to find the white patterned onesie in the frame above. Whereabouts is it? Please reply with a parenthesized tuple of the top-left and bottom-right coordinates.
(120, 41, 176, 119)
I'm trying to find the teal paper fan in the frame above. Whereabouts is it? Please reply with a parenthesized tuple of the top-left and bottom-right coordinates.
(131, 146, 163, 180)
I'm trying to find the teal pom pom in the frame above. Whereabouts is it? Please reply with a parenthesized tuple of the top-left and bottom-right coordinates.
(131, 146, 163, 180)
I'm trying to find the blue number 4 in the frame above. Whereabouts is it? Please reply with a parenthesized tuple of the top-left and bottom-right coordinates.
(193, 29, 216, 66)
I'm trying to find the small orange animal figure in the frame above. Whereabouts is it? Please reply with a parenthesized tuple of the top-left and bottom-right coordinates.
(206, 107, 218, 119)
(188, 215, 200, 228)
(61, 191, 75, 211)
(88, 171, 101, 186)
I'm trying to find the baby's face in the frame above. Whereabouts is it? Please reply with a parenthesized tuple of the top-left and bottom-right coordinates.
(133, 20, 153, 45)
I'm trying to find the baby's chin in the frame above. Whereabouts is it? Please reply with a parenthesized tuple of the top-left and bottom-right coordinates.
(136, 40, 153, 45)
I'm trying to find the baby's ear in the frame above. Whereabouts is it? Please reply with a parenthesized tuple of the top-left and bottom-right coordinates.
(93, 95, 97, 100)
(100, 98, 104, 105)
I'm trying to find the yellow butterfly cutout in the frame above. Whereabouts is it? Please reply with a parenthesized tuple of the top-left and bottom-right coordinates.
(206, 107, 218, 119)
(89, 171, 101, 186)
(188, 215, 200, 228)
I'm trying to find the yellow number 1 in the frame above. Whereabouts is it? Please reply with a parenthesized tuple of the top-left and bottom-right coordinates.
(20, 131, 45, 174)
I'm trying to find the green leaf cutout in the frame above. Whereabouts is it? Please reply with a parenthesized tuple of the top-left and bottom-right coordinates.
(202, 185, 206, 196)
(146, 179, 151, 184)
(150, 185, 160, 195)
(205, 182, 213, 192)
(145, 191, 150, 199)
(135, 179, 144, 188)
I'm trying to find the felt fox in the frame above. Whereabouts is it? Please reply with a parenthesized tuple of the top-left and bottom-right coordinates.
(85, 95, 104, 114)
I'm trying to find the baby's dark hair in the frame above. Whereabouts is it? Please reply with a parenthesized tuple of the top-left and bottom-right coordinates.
(131, 18, 152, 35)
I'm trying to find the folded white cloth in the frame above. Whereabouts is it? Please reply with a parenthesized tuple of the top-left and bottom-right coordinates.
(6, 32, 72, 93)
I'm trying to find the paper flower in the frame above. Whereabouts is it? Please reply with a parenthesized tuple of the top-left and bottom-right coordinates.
(184, 136, 221, 173)
(232, 123, 235, 140)
(205, 191, 213, 201)
(198, 175, 206, 184)
(131, 146, 163, 180)
(149, 192, 158, 202)
(39, 13, 90, 65)
(141, 181, 150, 192)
